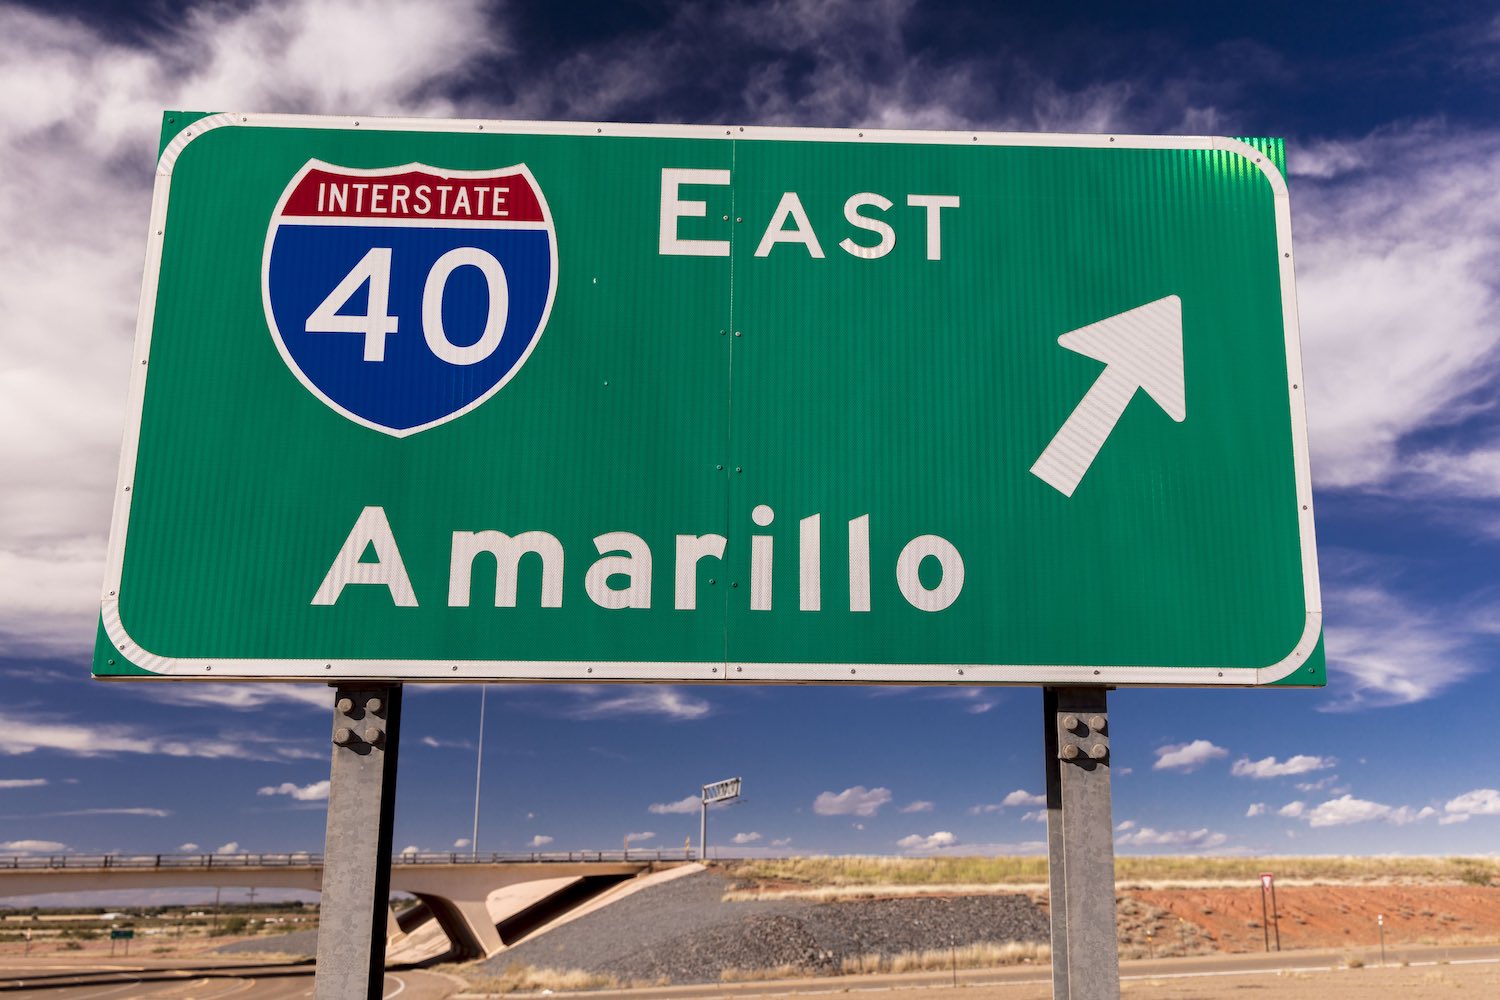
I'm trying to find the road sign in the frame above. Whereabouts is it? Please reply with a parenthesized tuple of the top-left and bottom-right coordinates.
(702, 777, 743, 805)
(1261, 872, 1275, 889)
(97, 113, 1322, 686)
(110, 928, 135, 940)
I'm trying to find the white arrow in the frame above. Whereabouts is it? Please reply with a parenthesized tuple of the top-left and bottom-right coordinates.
(1030, 295, 1186, 497)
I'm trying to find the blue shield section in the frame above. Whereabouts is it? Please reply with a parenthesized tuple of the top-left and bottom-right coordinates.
(265, 223, 553, 434)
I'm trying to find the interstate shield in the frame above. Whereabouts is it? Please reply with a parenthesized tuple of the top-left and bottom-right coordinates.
(262, 160, 557, 436)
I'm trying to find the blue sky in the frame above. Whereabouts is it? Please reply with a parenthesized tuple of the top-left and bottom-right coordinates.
(3, 0, 1500, 889)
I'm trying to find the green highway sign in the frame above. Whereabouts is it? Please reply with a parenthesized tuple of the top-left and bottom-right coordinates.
(96, 113, 1322, 686)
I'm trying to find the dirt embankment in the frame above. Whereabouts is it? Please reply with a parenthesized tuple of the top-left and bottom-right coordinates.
(1117, 885, 1500, 956)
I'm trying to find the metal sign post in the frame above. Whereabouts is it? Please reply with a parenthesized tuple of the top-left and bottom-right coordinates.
(1044, 687, 1118, 1000)
(314, 685, 402, 1000)
(1259, 872, 1280, 951)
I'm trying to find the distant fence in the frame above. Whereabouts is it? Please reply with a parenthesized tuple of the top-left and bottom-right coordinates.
(0, 849, 696, 871)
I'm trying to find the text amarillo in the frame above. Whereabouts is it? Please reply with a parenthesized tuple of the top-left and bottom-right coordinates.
(314, 506, 965, 613)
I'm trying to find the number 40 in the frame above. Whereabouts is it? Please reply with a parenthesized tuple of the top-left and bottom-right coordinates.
(305, 246, 510, 365)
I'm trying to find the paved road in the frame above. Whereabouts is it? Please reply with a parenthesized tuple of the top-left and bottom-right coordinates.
(530, 943, 1500, 999)
(0, 956, 455, 999)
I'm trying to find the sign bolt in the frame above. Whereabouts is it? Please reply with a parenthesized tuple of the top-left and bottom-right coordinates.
(1061, 714, 1079, 732)
(336, 698, 353, 713)
(364, 727, 383, 745)
(366, 697, 383, 714)
(1089, 743, 1108, 759)
(333, 727, 353, 745)
(1060, 743, 1080, 760)
(1088, 715, 1105, 731)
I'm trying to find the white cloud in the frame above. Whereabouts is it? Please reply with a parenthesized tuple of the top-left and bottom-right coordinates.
(0, 0, 500, 655)
(770, 837, 792, 847)
(1293, 124, 1500, 492)
(1277, 801, 1306, 818)
(1020, 810, 1047, 823)
(1115, 826, 1229, 851)
(0, 840, 68, 853)
(0, 779, 47, 789)
(398, 845, 421, 856)
(1152, 740, 1229, 772)
(1246, 803, 1266, 817)
(54, 807, 169, 818)
(1001, 790, 1046, 807)
(178, 842, 199, 852)
(649, 795, 700, 815)
(814, 785, 892, 817)
(452, 838, 471, 849)
(134, 684, 331, 711)
(624, 831, 654, 843)
(900, 800, 935, 813)
(564, 688, 711, 721)
(968, 803, 1003, 815)
(529, 835, 554, 848)
(216, 841, 240, 854)
(0, 711, 303, 760)
(1321, 581, 1479, 710)
(256, 780, 330, 802)
(1304, 794, 1436, 828)
(897, 831, 958, 852)
(1232, 755, 1336, 779)
(731, 832, 762, 844)
(1443, 788, 1500, 821)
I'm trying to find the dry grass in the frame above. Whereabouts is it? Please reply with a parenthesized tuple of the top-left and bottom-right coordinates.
(840, 940, 1048, 975)
(458, 960, 618, 994)
(719, 963, 807, 982)
(1115, 894, 1215, 959)
(724, 856, 1500, 891)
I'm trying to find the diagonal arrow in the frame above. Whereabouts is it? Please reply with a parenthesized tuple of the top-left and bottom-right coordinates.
(1030, 295, 1186, 497)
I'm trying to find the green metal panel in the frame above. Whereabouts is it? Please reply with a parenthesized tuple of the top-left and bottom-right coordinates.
(97, 115, 1320, 686)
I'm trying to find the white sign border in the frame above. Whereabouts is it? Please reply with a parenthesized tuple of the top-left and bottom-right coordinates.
(100, 112, 1321, 687)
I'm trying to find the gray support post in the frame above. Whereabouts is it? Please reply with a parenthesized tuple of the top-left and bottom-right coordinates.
(315, 684, 402, 1000)
(1044, 687, 1119, 1000)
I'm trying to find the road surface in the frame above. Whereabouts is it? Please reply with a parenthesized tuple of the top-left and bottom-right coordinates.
(0, 955, 455, 999)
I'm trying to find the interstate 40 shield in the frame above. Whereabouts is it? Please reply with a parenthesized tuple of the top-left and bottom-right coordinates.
(263, 161, 557, 436)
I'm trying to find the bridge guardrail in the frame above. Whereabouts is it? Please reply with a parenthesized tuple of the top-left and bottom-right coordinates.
(0, 850, 698, 870)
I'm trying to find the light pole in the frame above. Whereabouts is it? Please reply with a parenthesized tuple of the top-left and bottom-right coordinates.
(471, 685, 487, 859)
(699, 777, 742, 861)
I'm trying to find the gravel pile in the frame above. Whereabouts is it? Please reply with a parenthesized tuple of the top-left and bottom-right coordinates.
(485, 870, 1048, 985)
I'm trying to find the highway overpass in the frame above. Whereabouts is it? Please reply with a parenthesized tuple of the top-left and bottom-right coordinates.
(0, 851, 696, 959)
